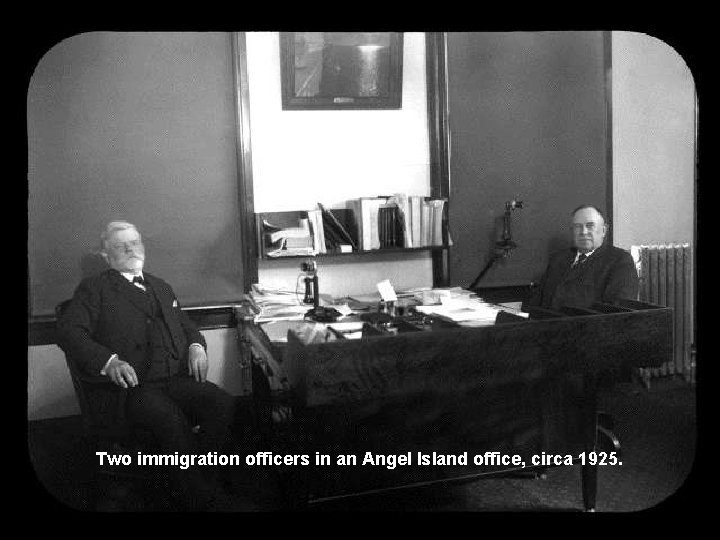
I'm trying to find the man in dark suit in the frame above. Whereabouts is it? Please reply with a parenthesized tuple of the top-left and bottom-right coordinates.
(57, 221, 236, 511)
(525, 205, 638, 311)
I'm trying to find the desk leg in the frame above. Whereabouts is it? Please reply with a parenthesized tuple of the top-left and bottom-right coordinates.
(581, 462, 598, 512)
(581, 375, 598, 512)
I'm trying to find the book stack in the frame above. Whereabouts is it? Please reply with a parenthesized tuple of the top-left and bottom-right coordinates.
(262, 217, 317, 257)
(347, 196, 389, 251)
(257, 194, 450, 258)
(377, 203, 404, 248)
(348, 195, 448, 251)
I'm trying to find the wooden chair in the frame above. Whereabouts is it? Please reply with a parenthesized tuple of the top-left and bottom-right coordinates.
(55, 300, 172, 509)
(56, 301, 136, 451)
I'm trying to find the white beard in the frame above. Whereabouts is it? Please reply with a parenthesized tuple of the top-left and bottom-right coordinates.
(127, 257, 145, 272)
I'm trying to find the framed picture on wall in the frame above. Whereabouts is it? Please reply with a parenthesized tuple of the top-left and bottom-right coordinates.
(280, 32, 404, 110)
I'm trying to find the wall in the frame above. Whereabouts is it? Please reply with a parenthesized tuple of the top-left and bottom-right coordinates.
(246, 32, 434, 296)
(28, 31, 434, 420)
(30, 32, 697, 421)
(27, 32, 244, 317)
(27, 32, 245, 421)
(612, 32, 695, 249)
(445, 32, 609, 288)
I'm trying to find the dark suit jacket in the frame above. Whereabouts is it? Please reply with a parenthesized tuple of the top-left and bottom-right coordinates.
(525, 244, 638, 311)
(57, 269, 205, 381)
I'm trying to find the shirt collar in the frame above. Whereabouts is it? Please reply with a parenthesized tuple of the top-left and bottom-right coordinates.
(575, 248, 595, 262)
(120, 270, 144, 283)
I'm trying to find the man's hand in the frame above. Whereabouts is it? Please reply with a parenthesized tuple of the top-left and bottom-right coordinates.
(105, 357, 138, 388)
(188, 344, 208, 383)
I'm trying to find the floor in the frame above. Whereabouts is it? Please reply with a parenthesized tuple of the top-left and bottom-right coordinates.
(28, 376, 697, 512)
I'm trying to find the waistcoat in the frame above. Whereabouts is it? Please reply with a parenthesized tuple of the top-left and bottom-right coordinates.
(140, 284, 181, 381)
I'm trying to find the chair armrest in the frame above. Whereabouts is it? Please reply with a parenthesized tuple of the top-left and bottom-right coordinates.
(77, 374, 119, 386)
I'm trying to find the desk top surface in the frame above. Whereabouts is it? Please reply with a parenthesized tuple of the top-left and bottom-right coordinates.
(238, 287, 533, 344)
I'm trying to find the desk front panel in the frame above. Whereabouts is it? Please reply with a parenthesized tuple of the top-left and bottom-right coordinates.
(242, 300, 671, 503)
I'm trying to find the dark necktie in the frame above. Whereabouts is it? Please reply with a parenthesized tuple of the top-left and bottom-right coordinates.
(132, 276, 146, 290)
(572, 253, 588, 268)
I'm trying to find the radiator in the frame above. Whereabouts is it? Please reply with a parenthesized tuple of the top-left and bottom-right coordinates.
(631, 244, 695, 384)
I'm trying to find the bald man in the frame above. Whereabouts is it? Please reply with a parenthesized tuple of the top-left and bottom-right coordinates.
(525, 205, 639, 311)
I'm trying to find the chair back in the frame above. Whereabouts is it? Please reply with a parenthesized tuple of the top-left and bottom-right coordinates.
(55, 300, 88, 418)
(55, 300, 128, 441)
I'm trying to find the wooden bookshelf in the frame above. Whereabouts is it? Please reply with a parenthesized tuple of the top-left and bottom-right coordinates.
(260, 245, 449, 260)
(256, 210, 450, 261)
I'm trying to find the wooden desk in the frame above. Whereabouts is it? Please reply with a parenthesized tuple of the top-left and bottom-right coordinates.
(236, 298, 671, 510)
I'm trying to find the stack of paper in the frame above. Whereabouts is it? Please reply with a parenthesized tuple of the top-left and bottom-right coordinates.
(413, 286, 477, 305)
(248, 284, 310, 322)
(327, 321, 365, 340)
(413, 289, 529, 326)
(497, 301, 528, 318)
(414, 291, 501, 327)
(416, 302, 501, 326)
(263, 217, 318, 258)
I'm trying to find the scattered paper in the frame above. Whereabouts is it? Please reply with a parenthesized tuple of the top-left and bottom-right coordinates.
(377, 279, 398, 302)
(328, 321, 364, 332)
(333, 303, 354, 316)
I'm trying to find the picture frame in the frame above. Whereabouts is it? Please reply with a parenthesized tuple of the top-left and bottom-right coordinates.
(280, 32, 404, 110)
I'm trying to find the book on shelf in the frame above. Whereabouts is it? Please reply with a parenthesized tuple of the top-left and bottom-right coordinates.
(307, 209, 326, 254)
(258, 194, 449, 258)
(429, 198, 446, 246)
(377, 204, 392, 248)
(318, 202, 358, 251)
(347, 196, 389, 251)
(378, 203, 404, 248)
(421, 200, 432, 247)
(409, 195, 423, 247)
(388, 193, 412, 248)
(409, 196, 448, 248)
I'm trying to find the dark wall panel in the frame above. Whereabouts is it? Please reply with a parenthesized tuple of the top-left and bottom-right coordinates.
(446, 32, 608, 287)
(28, 32, 243, 316)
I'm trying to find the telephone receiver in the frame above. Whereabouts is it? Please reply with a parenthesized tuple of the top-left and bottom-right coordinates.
(469, 199, 523, 290)
(495, 199, 523, 255)
(301, 260, 319, 308)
